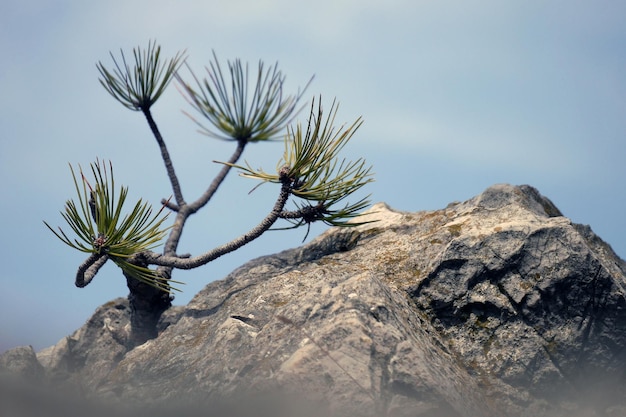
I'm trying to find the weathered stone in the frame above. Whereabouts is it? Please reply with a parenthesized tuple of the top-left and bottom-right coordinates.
(0, 345, 44, 382)
(5, 183, 626, 417)
(409, 184, 626, 413)
(36, 297, 130, 386)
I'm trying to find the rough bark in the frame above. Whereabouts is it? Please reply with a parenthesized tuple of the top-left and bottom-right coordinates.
(125, 272, 173, 348)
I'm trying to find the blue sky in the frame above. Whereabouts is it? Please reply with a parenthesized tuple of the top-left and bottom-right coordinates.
(1, 1, 625, 352)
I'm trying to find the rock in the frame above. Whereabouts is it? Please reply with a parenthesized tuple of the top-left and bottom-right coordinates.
(36, 297, 130, 386)
(410, 185, 626, 414)
(9, 184, 626, 417)
(0, 345, 44, 382)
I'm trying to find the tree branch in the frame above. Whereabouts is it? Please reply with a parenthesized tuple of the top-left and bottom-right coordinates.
(188, 139, 246, 213)
(151, 139, 245, 285)
(75, 252, 109, 288)
(161, 199, 180, 212)
(279, 202, 326, 221)
(137, 175, 291, 270)
(143, 108, 185, 206)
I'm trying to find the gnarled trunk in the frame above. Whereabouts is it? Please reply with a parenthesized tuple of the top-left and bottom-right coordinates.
(124, 272, 172, 348)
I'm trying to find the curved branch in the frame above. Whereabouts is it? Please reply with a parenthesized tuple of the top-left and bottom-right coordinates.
(75, 252, 109, 287)
(143, 108, 185, 206)
(138, 176, 291, 270)
(279, 202, 326, 220)
(188, 139, 246, 213)
(159, 140, 246, 264)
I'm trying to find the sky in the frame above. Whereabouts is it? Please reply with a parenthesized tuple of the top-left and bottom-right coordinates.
(1, 0, 625, 353)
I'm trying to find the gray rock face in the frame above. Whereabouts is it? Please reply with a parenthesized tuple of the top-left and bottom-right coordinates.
(35, 297, 130, 386)
(410, 185, 626, 413)
(3, 184, 626, 417)
(0, 345, 44, 382)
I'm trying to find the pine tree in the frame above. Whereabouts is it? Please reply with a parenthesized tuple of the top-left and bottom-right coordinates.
(45, 41, 373, 348)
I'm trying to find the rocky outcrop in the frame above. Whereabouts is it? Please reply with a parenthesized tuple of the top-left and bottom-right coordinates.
(0, 345, 44, 382)
(3, 184, 626, 417)
(35, 298, 130, 385)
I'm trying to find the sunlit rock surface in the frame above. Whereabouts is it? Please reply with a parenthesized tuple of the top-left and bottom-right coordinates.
(3, 184, 626, 417)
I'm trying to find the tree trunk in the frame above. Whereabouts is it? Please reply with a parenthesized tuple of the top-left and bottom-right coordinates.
(124, 271, 172, 348)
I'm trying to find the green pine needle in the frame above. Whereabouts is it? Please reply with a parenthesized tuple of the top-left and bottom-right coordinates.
(44, 160, 181, 291)
(97, 40, 186, 111)
(177, 51, 311, 142)
(221, 97, 374, 229)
